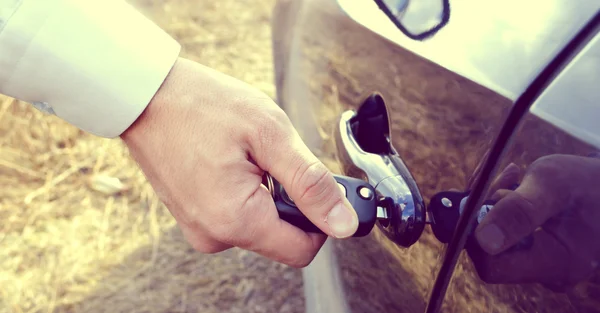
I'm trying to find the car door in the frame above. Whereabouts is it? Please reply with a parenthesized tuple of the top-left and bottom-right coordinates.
(271, 0, 599, 312)
(433, 12, 600, 313)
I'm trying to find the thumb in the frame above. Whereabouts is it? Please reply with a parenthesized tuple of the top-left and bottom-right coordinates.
(474, 165, 567, 255)
(252, 118, 359, 238)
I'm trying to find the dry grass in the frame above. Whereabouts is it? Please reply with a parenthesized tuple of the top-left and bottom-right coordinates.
(0, 1, 306, 313)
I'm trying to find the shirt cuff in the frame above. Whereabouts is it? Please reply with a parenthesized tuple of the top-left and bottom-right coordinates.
(0, 0, 181, 138)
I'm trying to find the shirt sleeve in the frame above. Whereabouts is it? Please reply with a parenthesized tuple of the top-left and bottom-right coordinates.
(0, 0, 181, 138)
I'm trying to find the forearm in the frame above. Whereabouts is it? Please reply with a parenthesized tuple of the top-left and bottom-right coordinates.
(0, 0, 181, 137)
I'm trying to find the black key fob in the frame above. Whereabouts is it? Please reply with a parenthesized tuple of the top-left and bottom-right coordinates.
(428, 190, 470, 244)
(428, 185, 533, 250)
(263, 174, 378, 237)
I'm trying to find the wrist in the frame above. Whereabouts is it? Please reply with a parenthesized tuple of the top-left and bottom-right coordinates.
(120, 57, 185, 145)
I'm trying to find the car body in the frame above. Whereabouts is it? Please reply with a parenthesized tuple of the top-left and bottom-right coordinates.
(270, 0, 600, 312)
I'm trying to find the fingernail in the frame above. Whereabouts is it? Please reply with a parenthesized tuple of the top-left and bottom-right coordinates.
(326, 203, 358, 238)
(476, 224, 505, 254)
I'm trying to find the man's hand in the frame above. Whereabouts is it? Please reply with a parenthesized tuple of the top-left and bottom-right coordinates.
(468, 154, 600, 289)
(120, 58, 359, 267)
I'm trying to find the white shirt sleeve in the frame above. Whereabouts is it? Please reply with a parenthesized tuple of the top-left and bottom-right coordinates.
(0, 0, 181, 138)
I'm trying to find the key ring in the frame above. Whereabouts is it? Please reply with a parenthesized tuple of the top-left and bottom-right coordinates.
(261, 172, 275, 199)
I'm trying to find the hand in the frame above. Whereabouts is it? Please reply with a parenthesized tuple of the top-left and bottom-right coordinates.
(468, 154, 600, 290)
(120, 58, 359, 267)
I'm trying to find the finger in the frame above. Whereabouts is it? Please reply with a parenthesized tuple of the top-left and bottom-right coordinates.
(232, 185, 327, 267)
(488, 163, 520, 194)
(250, 113, 359, 238)
(489, 189, 511, 202)
(179, 224, 233, 254)
(467, 230, 576, 285)
(474, 171, 566, 255)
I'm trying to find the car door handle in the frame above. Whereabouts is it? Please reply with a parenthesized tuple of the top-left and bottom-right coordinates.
(333, 93, 427, 248)
(263, 93, 426, 246)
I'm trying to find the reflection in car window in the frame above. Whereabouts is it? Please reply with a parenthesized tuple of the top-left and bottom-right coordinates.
(463, 119, 600, 312)
(447, 27, 600, 313)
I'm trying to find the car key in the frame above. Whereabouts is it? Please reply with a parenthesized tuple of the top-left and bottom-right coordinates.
(428, 190, 470, 244)
(428, 185, 533, 250)
(262, 173, 378, 237)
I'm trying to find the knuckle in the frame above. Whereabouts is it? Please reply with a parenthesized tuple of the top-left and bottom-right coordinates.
(277, 246, 317, 268)
(470, 253, 504, 284)
(267, 105, 292, 126)
(529, 155, 563, 178)
(193, 243, 223, 254)
(293, 160, 333, 205)
(204, 213, 244, 245)
(228, 219, 261, 249)
(207, 220, 246, 247)
(286, 257, 313, 269)
(476, 263, 503, 284)
(501, 194, 536, 234)
(253, 107, 291, 145)
(206, 198, 266, 250)
(527, 155, 577, 207)
(178, 221, 227, 254)
(231, 197, 270, 249)
(188, 237, 225, 254)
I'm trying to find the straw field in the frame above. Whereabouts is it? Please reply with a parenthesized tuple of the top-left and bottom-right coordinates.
(0, 1, 306, 313)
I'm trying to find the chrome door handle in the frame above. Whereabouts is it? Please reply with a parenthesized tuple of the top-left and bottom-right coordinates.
(333, 93, 426, 248)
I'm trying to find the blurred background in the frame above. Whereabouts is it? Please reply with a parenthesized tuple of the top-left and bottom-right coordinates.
(0, 1, 306, 312)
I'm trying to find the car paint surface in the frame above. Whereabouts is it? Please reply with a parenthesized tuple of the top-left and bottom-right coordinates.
(441, 26, 600, 313)
(337, 0, 598, 100)
(271, 0, 600, 312)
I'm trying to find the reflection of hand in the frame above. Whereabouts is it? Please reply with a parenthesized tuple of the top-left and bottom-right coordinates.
(468, 154, 600, 289)
(121, 58, 359, 267)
